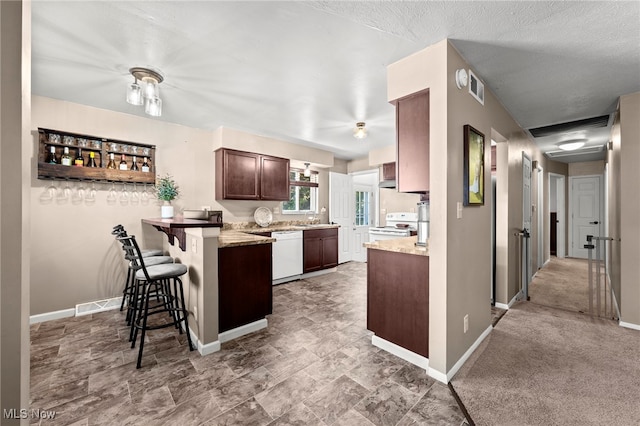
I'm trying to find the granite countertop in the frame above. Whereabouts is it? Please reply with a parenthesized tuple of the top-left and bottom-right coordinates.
(218, 230, 275, 248)
(218, 223, 339, 248)
(364, 236, 429, 257)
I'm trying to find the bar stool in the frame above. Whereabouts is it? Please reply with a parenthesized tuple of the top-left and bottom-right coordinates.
(118, 235, 194, 368)
(112, 225, 166, 315)
(112, 225, 163, 257)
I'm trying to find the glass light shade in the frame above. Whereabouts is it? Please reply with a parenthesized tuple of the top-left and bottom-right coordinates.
(141, 77, 159, 99)
(353, 122, 367, 139)
(145, 96, 162, 117)
(126, 82, 143, 105)
(304, 165, 311, 177)
(558, 140, 586, 151)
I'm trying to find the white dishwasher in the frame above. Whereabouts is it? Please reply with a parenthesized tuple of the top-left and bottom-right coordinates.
(272, 231, 303, 283)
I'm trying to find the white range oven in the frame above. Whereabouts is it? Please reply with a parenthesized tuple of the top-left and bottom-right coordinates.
(369, 212, 418, 242)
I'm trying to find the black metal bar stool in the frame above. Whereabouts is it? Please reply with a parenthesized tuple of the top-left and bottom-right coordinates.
(112, 225, 166, 314)
(118, 235, 194, 368)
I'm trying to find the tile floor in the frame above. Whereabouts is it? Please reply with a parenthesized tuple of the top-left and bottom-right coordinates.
(30, 262, 468, 425)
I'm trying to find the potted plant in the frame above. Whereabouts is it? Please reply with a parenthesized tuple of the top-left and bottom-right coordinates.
(155, 173, 179, 218)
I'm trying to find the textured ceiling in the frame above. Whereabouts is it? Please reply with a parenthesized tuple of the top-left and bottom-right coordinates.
(31, 1, 640, 162)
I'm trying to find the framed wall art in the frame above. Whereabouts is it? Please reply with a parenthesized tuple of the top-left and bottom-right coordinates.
(463, 124, 485, 206)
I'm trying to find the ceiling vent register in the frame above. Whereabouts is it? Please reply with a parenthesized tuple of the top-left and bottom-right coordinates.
(529, 115, 610, 138)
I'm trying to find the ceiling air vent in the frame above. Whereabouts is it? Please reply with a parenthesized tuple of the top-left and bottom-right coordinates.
(529, 115, 610, 138)
(545, 145, 605, 159)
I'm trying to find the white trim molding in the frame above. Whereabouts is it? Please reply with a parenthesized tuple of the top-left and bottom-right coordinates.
(619, 321, 640, 331)
(495, 291, 522, 310)
(372, 335, 429, 370)
(219, 319, 268, 343)
(30, 308, 75, 325)
(446, 325, 493, 382)
(188, 327, 221, 356)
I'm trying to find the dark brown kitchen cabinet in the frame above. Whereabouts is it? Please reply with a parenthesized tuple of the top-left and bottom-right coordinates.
(218, 243, 272, 332)
(395, 90, 429, 193)
(382, 162, 396, 181)
(367, 248, 429, 357)
(260, 155, 290, 200)
(303, 228, 338, 273)
(215, 148, 289, 201)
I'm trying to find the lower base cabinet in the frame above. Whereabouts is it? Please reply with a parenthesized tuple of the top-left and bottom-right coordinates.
(367, 248, 429, 357)
(303, 228, 338, 273)
(218, 243, 272, 333)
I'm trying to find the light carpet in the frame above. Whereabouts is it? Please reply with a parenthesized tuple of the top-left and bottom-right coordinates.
(451, 302, 640, 426)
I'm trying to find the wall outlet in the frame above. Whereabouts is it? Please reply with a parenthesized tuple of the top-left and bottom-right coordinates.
(193, 305, 198, 318)
(464, 314, 469, 333)
(273, 206, 280, 214)
(457, 202, 463, 219)
(191, 239, 197, 253)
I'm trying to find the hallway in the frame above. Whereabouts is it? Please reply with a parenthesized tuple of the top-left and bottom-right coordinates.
(528, 256, 614, 318)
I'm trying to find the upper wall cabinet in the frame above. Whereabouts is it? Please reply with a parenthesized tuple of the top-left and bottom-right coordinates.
(215, 148, 290, 201)
(37, 128, 156, 184)
(395, 90, 429, 194)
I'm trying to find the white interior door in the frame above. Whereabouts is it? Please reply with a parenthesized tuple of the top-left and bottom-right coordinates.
(353, 185, 373, 262)
(522, 152, 532, 297)
(329, 172, 353, 263)
(570, 175, 602, 258)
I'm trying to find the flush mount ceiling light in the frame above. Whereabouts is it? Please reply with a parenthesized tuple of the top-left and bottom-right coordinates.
(126, 67, 164, 117)
(558, 139, 587, 151)
(303, 162, 311, 177)
(353, 122, 367, 139)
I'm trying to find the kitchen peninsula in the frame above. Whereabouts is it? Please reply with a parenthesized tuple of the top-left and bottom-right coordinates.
(365, 236, 430, 369)
(142, 217, 339, 356)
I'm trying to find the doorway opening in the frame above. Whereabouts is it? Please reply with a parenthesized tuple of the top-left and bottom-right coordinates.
(548, 173, 566, 258)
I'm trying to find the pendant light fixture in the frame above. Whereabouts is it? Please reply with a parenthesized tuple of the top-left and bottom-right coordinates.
(304, 163, 311, 177)
(353, 122, 367, 139)
(126, 67, 164, 117)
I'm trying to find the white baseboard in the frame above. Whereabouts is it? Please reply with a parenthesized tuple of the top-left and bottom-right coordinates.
(495, 291, 522, 310)
(619, 321, 640, 331)
(428, 367, 448, 384)
(371, 335, 429, 370)
(446, 325, 493, 382)
(30, 308, 76, 325)
(219, 319, 268, 343)
(188, 327, 221, 356)
(76, 296, 123, 317)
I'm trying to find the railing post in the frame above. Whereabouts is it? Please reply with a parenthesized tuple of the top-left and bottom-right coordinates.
(585, 235, 595, 316)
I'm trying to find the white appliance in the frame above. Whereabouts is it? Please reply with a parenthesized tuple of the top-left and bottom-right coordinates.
(272, 230, 303, 283)
(369, 212, 418, 242)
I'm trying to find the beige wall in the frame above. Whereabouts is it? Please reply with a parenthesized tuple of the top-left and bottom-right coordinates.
(568, 160, 605, 176)
(30, 97, 339, 315)
(618, 92, 640, 325)
(388, 40, 546, 376)
(608, 109, 622, 309)
(1, 0, 31, 418)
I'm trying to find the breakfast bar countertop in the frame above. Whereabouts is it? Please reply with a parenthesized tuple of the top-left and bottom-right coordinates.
(364, 235, 429, 257)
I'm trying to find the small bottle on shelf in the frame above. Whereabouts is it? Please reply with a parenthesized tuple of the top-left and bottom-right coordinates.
(61, 147, 72, 166)
(87, 151, 98, 167)
(74, 148, 84, 167)
(141, 157, 150, 173)
(119, 154, 128, 171)
(106, 153, 117, 169)
(131, 155, 139, 171)
(47, 145, 57, 164)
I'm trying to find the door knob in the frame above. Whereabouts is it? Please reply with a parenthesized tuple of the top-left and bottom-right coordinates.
(590, 221, 599, 225)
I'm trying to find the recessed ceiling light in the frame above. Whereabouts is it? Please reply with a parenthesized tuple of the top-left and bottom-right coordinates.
(558, 139, 587, 151)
